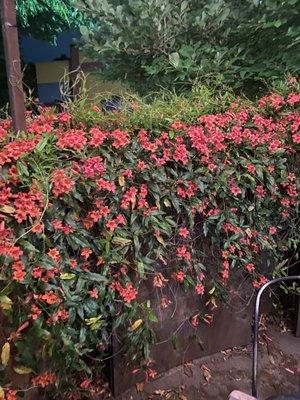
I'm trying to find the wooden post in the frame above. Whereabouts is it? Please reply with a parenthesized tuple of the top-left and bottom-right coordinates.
(0, 0, 26, 132)
(296, 295, 300, 337)
(69, 44, 80, 97)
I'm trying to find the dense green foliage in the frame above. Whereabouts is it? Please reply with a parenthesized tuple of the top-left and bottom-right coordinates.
(0, 81, 299, 399)
(78, 0, 300, 95)
(16, 0, 83, 41)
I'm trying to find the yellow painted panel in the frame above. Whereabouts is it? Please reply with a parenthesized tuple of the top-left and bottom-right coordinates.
(36, 61, 69, 84)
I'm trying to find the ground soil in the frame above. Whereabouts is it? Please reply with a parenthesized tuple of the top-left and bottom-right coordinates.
(119, 323, 300, 400)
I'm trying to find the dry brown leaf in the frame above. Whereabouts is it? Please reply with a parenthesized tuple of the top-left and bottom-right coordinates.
(135, 382, 144, 392)
(0, 205, 15, 214)
(200, 364, 212, 382)
(183, 362, 193, 377)
(269, 355, 275, 365)
(118, 175, 125, 187)
(131, 319, 143, 330)
(153, 390, 166, 396)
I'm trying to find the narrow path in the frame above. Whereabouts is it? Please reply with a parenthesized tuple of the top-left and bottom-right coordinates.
(119, 326, 300, 400)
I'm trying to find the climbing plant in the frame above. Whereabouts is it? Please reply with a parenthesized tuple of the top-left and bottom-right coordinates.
(0, 80, 299, 399)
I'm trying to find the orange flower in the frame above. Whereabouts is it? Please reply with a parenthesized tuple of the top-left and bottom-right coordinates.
(41, 291, 61, 305)
(29, 304, 42, 320)
(31, 222, 43, 233)
(89, 288, 99, 299)
(178, 227, 189, 238)
(48, 248, 61, 263)
(6, 390, 17, 400)
(146, 368, 157, 380)
(69, 258, 78, 268)
(195, 284, 205, 295)
(12, 261, 25, 282)
(32, 372, 56, 388)
(81, 247, 92, 259)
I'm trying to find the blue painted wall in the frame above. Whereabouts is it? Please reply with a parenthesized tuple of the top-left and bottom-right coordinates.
(20, 30, 80, 104)
(20, 30, 80, 63)
(37, 83, 62, 104)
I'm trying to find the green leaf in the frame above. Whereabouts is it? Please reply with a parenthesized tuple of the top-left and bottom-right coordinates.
(148, 312, 158, 323)
(171, 332, 178, 350)
(20, 240, 39, 253)
(14, 366, 33, 374)
(17, 161, 29, 177)
(35, 135, 49, 152)
(137, 261, 144, 277)
(60, 273, 76, 280)
(85, 272, 107, 283)
(111, 236, 132, 246)
(169, 52, 180, 68)
(169, 131, 175, 139)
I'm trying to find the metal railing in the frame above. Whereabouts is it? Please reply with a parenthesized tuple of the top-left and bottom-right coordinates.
(252, 275, 300, 398)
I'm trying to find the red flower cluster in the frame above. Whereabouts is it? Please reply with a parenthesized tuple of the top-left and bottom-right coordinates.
(121, 187, 138, 209)
(51, 169, 74, 197)
(0, 139, 36, 166)
(0, 243, 23, 260)
(13, 189, 44, 223)
(40, 291, 61, 305)
(82, 156, 105, 178)
(96, 178, 116, 193)
(110, 281, 138, 303)
(52, 219, 73, 234)
(173, 142, 189, 165)
(12, 260, 26, 282)
(106, 214, 126, 232)
(56, 129, 87, 151)
(31, 265, 58, 283)
(89, 127, 109, 147)
(32, 372, 56, 388)
(176, 246, 191, 260)
(111, 129, 130, 148)
(172, 271, 186, 282)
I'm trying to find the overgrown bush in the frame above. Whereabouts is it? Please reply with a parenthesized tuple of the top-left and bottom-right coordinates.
(78, 0, 300, 95)
(0, 81, 299, 399)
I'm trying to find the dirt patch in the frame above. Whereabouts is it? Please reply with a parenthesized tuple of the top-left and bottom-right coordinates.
(119, 325, 300, 400)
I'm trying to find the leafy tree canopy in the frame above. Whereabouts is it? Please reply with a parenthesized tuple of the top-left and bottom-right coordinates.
(16, 0, 84, 41)
(77, 0, 300, 95)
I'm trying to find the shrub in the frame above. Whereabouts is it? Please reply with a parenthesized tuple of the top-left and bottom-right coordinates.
(78, 0, 300, 95)
(0, 81, 299, 399)
(69, 83, 239, 131)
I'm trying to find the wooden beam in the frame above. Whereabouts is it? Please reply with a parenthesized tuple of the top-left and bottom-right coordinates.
(69, 44, 80, 97)
(0, 0, 26, 132)
(296, 295, 300, 337)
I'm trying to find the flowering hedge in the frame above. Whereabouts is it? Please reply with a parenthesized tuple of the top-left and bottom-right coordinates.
(0, 83, 299, 399)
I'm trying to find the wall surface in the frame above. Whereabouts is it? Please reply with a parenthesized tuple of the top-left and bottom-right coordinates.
(111, 274, 254, 397)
